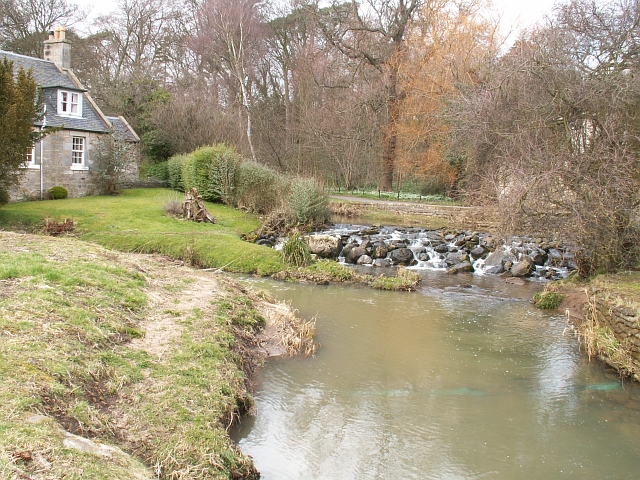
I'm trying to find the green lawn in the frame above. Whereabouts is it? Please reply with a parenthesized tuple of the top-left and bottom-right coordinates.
(0, 189, 284, 275)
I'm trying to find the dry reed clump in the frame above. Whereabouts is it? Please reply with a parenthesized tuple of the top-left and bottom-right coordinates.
(576, 293, 637, 377)
(266, 300, 317, 357)
(162, 195, 183, 218)
(328, 202, 365, 218)
(42, 217, 74, 236)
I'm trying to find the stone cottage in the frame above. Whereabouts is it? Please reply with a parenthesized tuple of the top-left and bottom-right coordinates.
(2, 27, 140, 201)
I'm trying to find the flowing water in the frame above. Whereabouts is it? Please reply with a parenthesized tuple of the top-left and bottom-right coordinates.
(233, 271, 640, 479)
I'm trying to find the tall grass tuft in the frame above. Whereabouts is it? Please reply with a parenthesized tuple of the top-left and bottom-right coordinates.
(281, 231, 312, 267)
(162, 194, 183, 218)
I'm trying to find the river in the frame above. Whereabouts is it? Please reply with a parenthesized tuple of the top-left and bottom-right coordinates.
(233, 271, 640, 479)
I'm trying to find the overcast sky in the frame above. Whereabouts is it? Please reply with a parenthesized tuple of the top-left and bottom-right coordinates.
(72, 0, 561, 40)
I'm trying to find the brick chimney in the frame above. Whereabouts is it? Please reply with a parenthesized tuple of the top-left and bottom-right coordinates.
(43, 26, 71, 70)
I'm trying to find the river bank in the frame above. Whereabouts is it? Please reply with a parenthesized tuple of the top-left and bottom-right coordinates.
(0, 231, 314, 479)
(550, 272, 640, 381)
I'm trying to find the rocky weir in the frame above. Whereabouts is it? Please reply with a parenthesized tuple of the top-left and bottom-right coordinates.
(259, 224, 575, 280)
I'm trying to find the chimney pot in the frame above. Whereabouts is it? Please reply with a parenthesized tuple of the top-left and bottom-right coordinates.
(43, 26, 71, 69)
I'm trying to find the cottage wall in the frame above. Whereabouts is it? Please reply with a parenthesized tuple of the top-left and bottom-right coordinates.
(10, 129, 139, 201)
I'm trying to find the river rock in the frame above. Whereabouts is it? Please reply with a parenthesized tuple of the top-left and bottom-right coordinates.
(444, 233, 456, 241)
(304, 234, 342, 259)
(373, 258, 391, 267)
(373, 245, 388, 258)
(346, 246, 367, 264)
(417, 253, 430, 262)
(389, 248, 414, 265)
(483, 251, 513, 269)
(446, 261, 474, 274)
(445, 252, 469, 266)
(484, 265, 505, 275)
(433, 243, 449, 254)
(510, 256, 534, 277)
(470, 246, 486, 259)
(530, 249, 548, 266)
(357, 255, 373, 265)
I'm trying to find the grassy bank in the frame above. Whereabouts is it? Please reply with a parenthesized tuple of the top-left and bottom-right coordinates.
(0, 231, 314, 479)
(0, 189, 284, 275)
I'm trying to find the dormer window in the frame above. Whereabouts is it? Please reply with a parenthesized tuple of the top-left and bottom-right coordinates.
(58, 90, 82, 116)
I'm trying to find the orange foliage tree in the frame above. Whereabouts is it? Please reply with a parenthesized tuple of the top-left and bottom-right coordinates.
(395, 0, 500, 195)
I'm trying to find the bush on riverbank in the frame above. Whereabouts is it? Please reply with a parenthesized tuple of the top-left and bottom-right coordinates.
(371, 268, 421, 291)
(533, 292, 565, 309)
(157, 146, 330, 227)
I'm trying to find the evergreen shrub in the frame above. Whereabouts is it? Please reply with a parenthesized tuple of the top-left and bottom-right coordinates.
(235, 161, 283, 214)
(288, 177, 329, 225)
(146, 161, 169, 181)
(181, 145, 241, 203)
(49, 186, 68, 200)
(167, 154, 186, 191)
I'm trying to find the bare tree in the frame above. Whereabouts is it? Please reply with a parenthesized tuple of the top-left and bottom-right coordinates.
(316, 0, 440, 190)
(193, 0, 266, 162)
(0, 0, 86, 57)
(452, 0, 640, 273)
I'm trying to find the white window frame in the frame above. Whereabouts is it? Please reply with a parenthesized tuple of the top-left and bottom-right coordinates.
(58, 90, 82, 117)
(71, 136, 88, 170)
(24, 145, 39, 169)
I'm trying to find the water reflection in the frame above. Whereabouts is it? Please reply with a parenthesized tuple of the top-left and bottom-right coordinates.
(234, 275, 640, 479)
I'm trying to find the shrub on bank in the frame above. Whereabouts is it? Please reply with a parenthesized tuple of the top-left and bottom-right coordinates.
(165, 145, 330, 227)
(167, 154, 186, 191)
(180, 145, 242, 204)
(533, 292, 565, 309)
(288, 177, 330, 225)
(281, 231, 312, 267)
(235, 160, 283, 214)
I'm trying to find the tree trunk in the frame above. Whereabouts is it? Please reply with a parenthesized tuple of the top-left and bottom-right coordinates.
(183, 188, 216, 223)
(380, 61, 400, 192)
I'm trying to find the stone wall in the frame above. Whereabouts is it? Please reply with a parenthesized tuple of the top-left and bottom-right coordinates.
(590, 297, 640, 361)
(9, 130, 139, 201)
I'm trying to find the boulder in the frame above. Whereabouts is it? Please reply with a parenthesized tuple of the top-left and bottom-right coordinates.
(530, 249, 548, 266)
(373, 258, 391, 267)
(417, 253, 430, 262)
(445, 251, 469, 266)
(511, 256, 534, 277)
(470, 246, 486, 259)
(484, 265, 505, 275)
(346, 246, 367, 264)
(446, 261, 474, 274)
(373, 245, 388, 259)
(483, 251, 514, 269)
(304, 234, 342, 258)
(433, 243, 449, 254)
(357, 255, 373, 265)
(389, 247, 414, 265)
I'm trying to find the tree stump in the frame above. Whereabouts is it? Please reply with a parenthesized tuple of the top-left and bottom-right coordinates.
(183, 188, 215, 223)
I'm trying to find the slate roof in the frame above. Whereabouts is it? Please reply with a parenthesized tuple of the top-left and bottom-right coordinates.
(0, 50, 79, 89)
(1, 50, 111, 134)
(106, 116, 140, 142)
